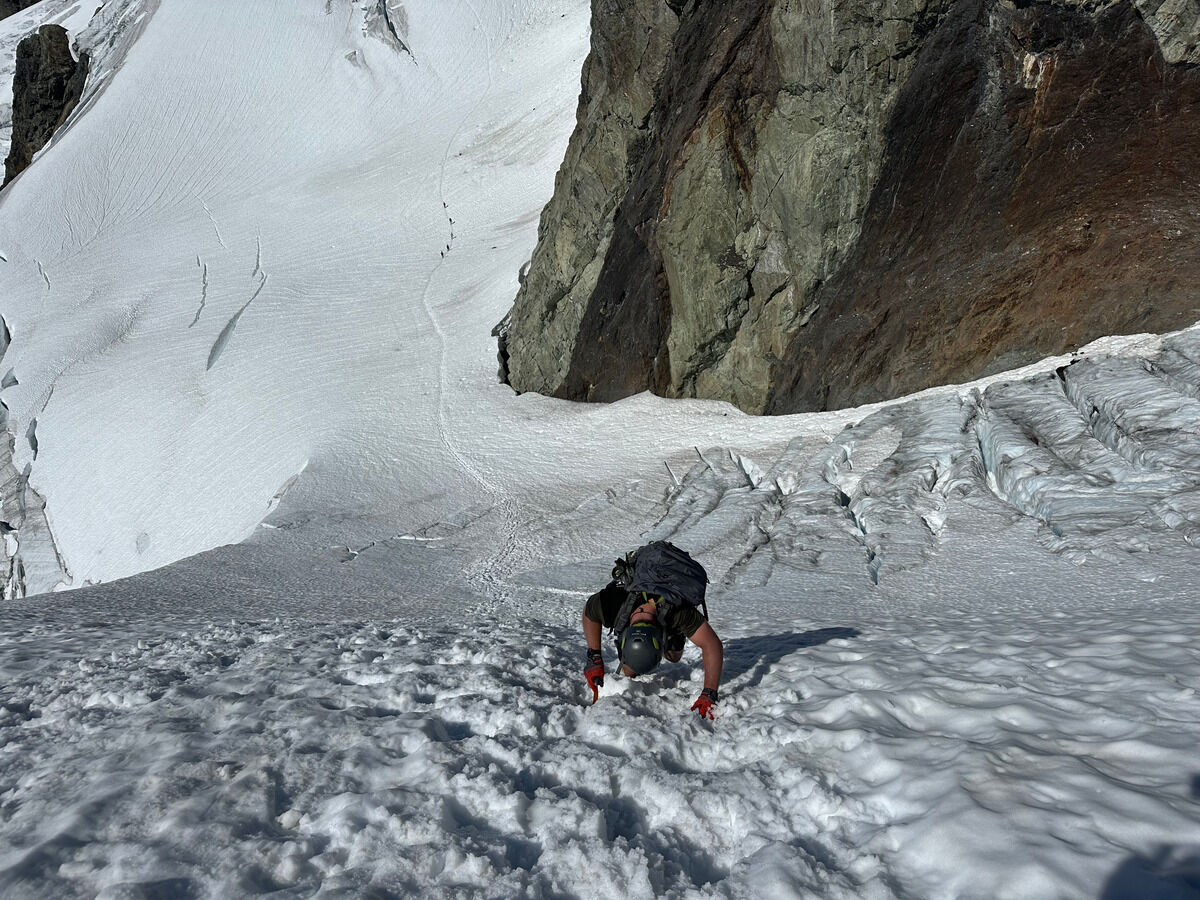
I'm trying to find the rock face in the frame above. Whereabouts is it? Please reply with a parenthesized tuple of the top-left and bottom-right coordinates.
(768, 0, 1200, 412)
(502, 0, 1200, 413)
(3, 24, 89, 188)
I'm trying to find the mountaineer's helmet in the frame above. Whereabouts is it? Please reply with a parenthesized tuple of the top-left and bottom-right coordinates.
(619, 622, 664, 675)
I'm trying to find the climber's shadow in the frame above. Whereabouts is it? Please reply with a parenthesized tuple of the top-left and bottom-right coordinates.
(722, 626, 862, 690)
(1099, 774, 1200, 898)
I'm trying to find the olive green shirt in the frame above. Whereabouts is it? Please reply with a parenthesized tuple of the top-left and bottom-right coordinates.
(584, 582, 705, 637)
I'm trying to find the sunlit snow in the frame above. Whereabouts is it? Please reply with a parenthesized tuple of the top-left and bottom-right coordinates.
(0, 1, 1198, 898)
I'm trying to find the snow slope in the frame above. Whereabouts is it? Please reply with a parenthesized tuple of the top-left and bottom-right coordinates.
(1, 1, 1199, 898)
(1, 0, 604, 591)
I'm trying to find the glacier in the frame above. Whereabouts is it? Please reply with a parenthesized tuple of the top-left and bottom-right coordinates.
(0, 1, 1198, 898)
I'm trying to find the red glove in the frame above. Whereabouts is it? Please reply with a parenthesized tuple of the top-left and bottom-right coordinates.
(691, 687, 719, 720)
(585, 649, 604, 702)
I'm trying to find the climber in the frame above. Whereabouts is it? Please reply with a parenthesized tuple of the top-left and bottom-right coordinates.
(581, 542, 723, 720)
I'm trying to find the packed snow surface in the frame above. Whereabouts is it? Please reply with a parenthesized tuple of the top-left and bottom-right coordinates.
(1, 1, 1199, 898)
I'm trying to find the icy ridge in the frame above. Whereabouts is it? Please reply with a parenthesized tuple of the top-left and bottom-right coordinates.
(625, 332, 1200, 590)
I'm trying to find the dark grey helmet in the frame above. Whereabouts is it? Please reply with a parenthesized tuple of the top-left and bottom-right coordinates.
(619, 622, 663, 675)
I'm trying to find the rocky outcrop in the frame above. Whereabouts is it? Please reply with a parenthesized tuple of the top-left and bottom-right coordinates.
(500, 0, 683, 397)
(502, 0, 1200, 414)
(3, 24, 89, 187)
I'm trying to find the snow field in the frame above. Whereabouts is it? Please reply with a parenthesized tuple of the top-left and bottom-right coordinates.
(2, 598, 1197, 898)
(0, 0, 593, 590)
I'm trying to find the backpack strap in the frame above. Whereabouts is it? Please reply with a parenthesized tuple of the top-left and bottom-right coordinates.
(611, 590, 670, 643)
(610, 589, 640, 642)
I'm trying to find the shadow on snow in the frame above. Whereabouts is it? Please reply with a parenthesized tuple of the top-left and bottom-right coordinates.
(721, 626, 863, 690)
(1100, 774, 1200, 900)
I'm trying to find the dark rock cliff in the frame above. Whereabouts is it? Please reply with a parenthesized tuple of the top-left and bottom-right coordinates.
(767, 0, 1200, 412)
(502, 0, 1200, 414)
(3, 24, 89, 188)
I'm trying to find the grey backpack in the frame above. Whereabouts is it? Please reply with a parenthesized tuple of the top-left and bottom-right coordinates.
(611, 541, 709, 638)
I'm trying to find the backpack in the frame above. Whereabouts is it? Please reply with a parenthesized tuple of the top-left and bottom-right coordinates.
(611, 541, 709, 639)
